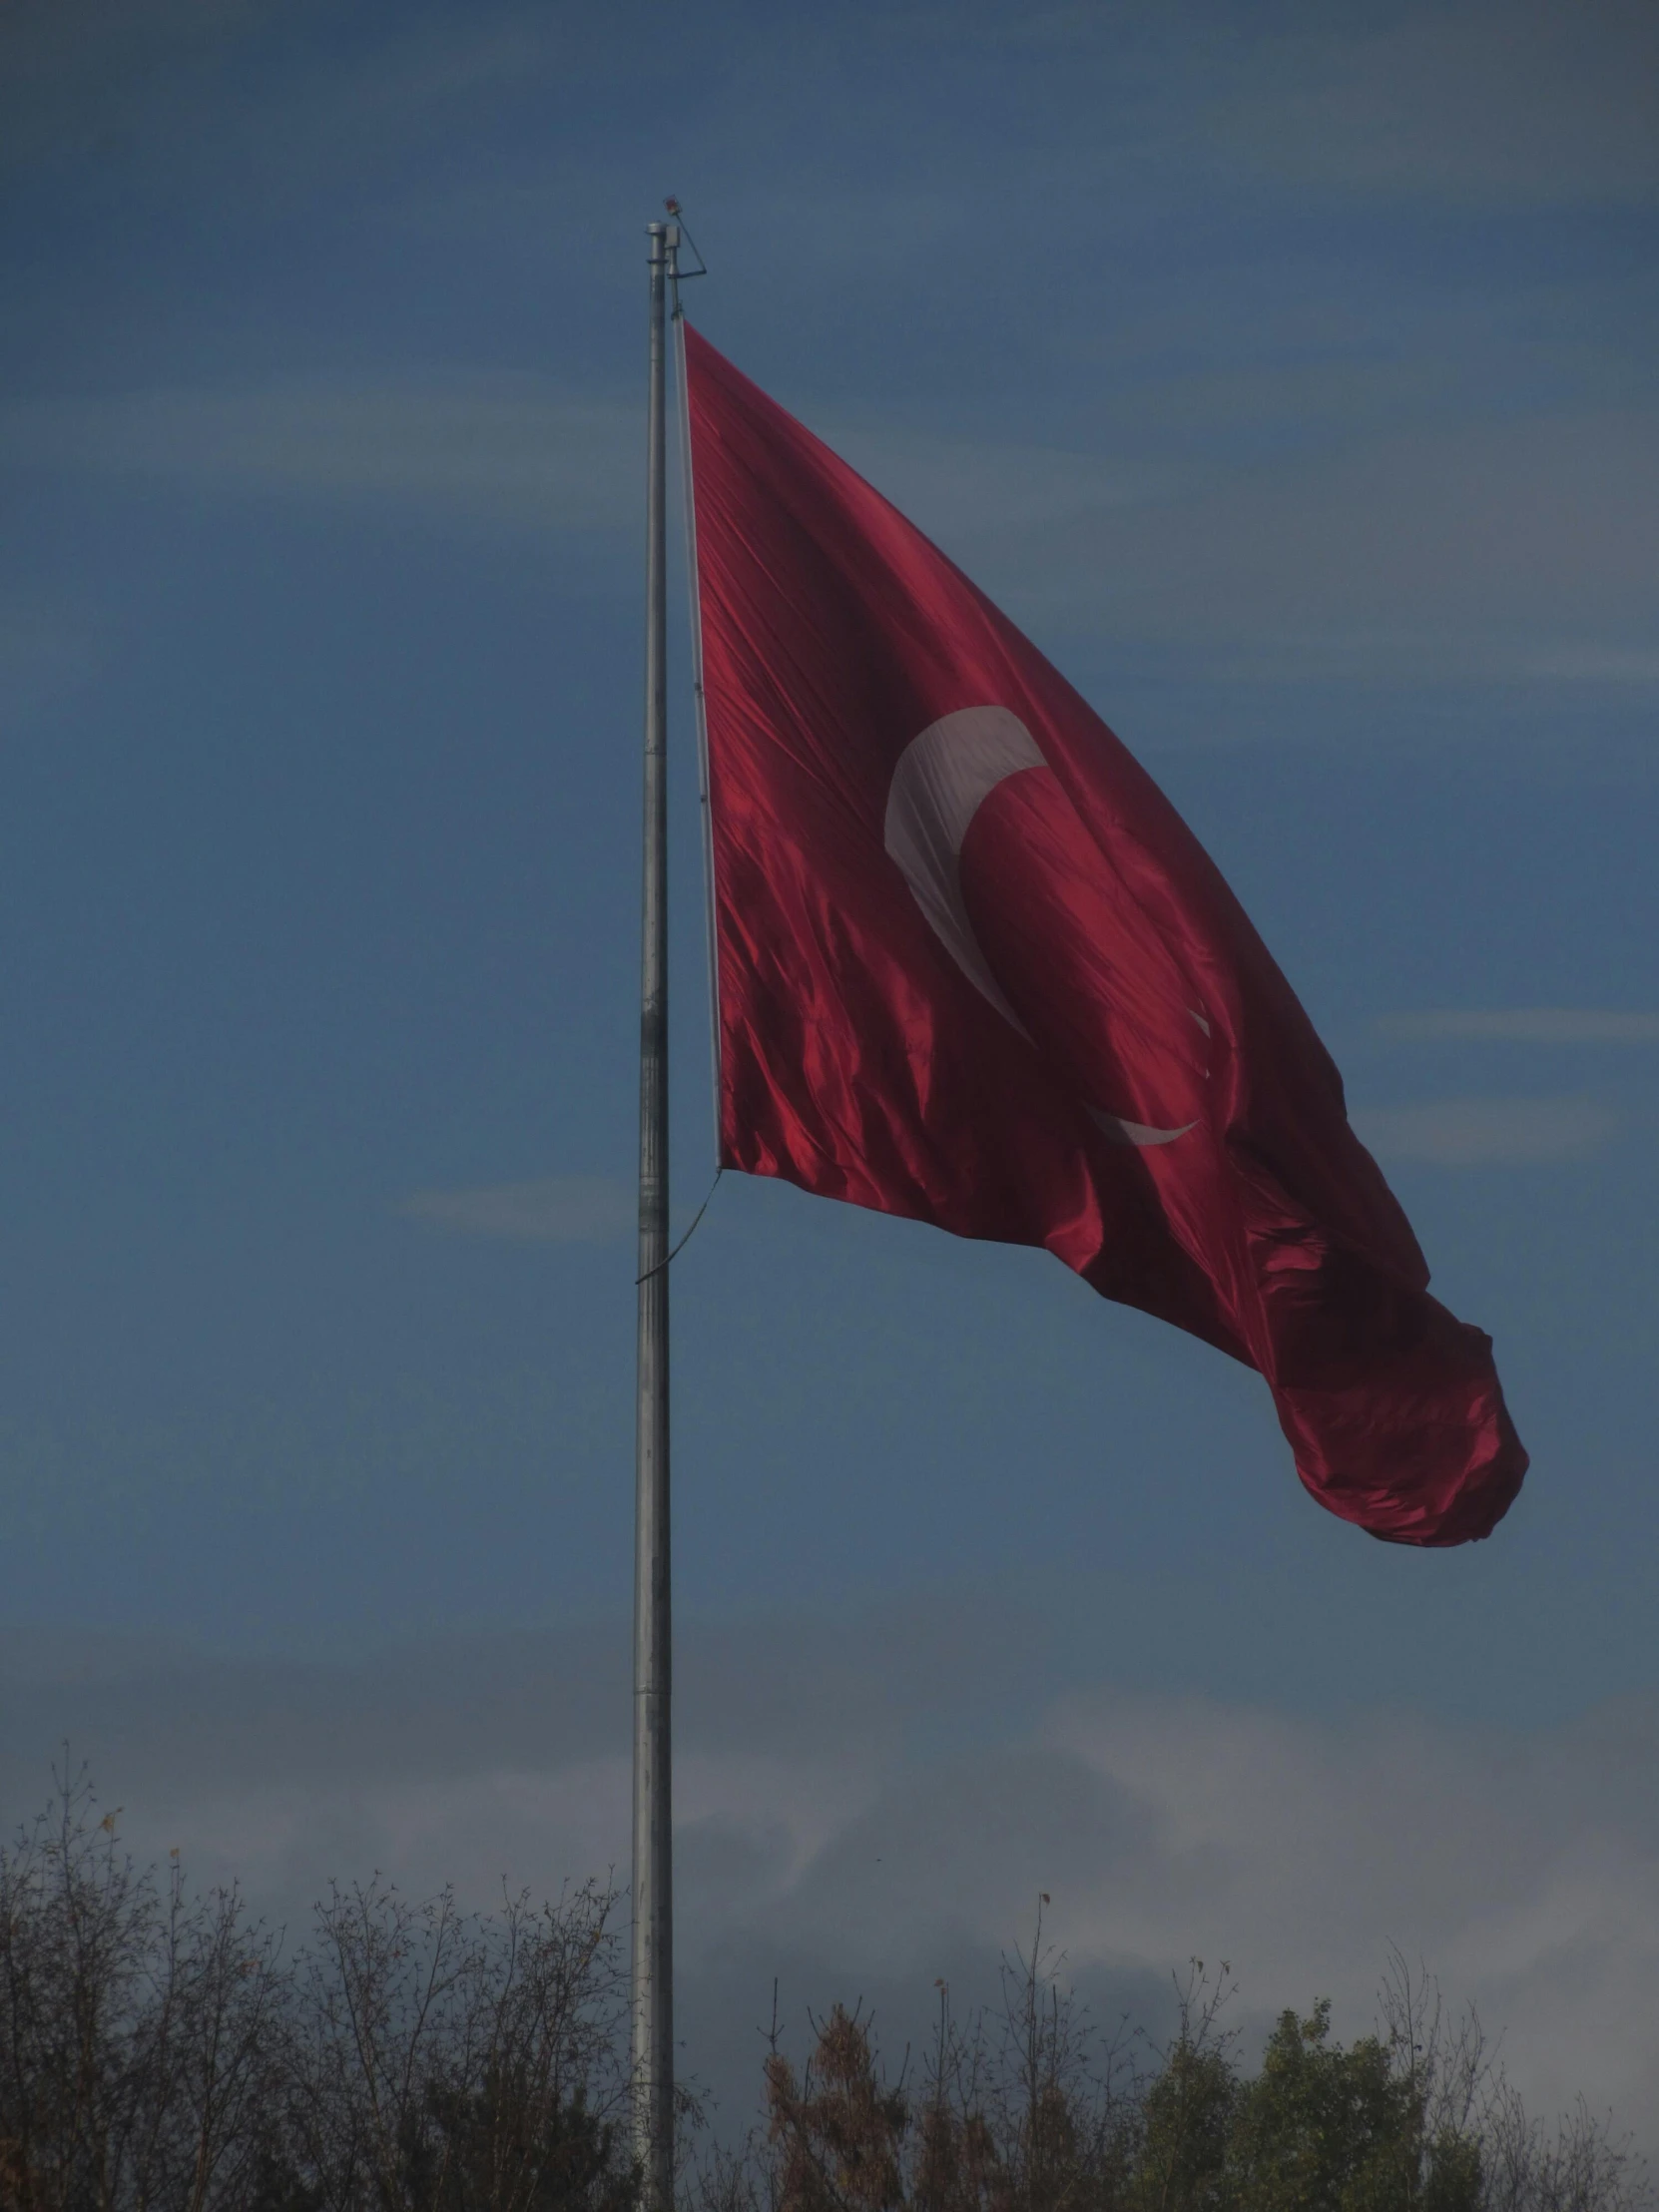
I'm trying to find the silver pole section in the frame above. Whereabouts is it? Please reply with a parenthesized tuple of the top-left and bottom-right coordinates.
(671, 302, 724, 1165)
(632, 216, 676, 2212)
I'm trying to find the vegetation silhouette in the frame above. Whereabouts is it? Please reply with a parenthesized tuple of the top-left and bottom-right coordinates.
(0, 1768, 1647, 2212)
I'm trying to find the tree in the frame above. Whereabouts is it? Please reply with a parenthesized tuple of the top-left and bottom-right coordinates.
(1221, 2001, 1474, 2212)
(764, 2005, 909, 2212)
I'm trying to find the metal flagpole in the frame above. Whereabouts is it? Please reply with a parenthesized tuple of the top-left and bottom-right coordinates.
(633, 214, 676, 2212)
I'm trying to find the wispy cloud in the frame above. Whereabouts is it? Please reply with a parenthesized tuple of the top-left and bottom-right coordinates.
(399, 1175, 634, 1242)
(1352, 1095, 1619, 1166)
(1213, 2, 1659, 210)
(2, 379, 1186, 547)
(1380, 1010, 1659, 1045)
(994, 406, 1659, 675)
(8, 369, 1656, 688)
(1, 378, 637, 532)
(1521, 646, 1659, 686)
(829, 424, 1190, 537)
(0, 2, 567, 187)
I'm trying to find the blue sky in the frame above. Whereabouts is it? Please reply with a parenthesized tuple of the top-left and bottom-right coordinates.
(3, 0, 1657, 2142)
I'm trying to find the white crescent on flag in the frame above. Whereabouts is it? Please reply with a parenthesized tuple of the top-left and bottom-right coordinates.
(883, 705, 1195, 1146)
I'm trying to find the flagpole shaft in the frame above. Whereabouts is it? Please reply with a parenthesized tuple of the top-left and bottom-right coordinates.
(633, 216, 675, 2212)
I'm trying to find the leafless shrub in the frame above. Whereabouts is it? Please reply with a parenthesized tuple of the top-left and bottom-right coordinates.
(276, 1873, 633, 2212)
(0, 1766, 633, 2212)
(1478, 2082, 1649, 2212)
(1378, 1944, 1493, 2148)
(1373, 1950, 1650, 2212)
(0, 1758, 288, 2212)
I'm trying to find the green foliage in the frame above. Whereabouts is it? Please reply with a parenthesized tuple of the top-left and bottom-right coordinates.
(739, 1957, 1648, 2212)
(1128, 2036, 1237, 2212)
(1223, 2001, 1472, 2212)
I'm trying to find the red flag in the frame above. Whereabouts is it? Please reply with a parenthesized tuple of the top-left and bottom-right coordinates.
(684, 323, 1525, 1546)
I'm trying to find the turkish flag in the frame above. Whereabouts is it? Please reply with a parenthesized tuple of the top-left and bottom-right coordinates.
(684, 323, 1525, 1546)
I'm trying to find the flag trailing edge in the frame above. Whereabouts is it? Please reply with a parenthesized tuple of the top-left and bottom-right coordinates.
(681, 321, 1526, 1548)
